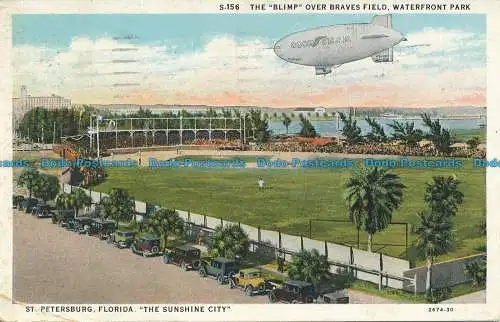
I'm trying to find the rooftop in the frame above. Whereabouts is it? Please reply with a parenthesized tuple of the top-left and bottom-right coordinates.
(139, 234, 160, 241)
(175, 245, 199, 251)
(240, 268, 261, 274)
(213, 257, 238, 264)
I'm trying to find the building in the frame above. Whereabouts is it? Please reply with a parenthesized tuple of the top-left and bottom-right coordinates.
(13, 86, 72, 123)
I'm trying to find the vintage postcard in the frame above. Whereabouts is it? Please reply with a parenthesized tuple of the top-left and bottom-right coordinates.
(0, 0, 499, 321)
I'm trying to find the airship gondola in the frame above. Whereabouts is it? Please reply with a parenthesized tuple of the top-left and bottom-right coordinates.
(273, 14, 407, 75)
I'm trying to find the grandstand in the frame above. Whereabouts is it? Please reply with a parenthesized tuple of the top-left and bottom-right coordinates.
(61, 115, 245, 155)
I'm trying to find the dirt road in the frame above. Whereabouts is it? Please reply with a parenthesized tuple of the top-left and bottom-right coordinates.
(13, 209, 402, 304)
(13, 211, 267, 304)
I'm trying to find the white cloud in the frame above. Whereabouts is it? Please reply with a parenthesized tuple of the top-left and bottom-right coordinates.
(12, 27, 485, 107)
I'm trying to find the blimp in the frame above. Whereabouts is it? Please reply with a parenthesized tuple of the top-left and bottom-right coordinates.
(273, 14, 407, 75)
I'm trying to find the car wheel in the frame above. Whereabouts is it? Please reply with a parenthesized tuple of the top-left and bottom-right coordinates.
(163, 254, 171, 264)
(228, 278, 236, 289)
(192, 260, 201, 270)
(151, 246, 160, 254)
(268, 291, 277, 303)
(199, 268, 207, 277)
(216, 274, 224, 285)
(306, 296, 314, 304)
(245, 285, 254, 297)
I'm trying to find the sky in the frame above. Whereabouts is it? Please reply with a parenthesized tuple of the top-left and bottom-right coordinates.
(12, 14, 486, 108)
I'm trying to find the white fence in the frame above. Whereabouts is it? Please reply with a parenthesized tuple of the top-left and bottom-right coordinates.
(403, 254, 486, 293)
(62, 184, 413, 290)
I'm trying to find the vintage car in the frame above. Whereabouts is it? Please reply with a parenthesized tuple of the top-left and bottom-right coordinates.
(267, 280, 316, 304)
(32, 204, 54, 218)
(228, 268, 267, 296)
(13, 195, 24, 209)
(163, 245, 202, 271)
(87, 218, 116, 239)
(67, 217, 93, 233)
(131, 235, 162, 257)
(108, 230, 135, 248)
(316, 290, 350, 304)
(20, 198, 38, 213)
(52, 209, 75, 226)
(198, 257, 239, 285)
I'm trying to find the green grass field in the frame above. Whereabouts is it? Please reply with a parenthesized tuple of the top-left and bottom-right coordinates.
(451, 128, 486, 142)
(94, 158, 486, 264)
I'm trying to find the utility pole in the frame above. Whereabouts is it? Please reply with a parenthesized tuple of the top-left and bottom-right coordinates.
(90, 117, 93, 151)
(53, 121, 56, 144)
(96, 115, 101, 160)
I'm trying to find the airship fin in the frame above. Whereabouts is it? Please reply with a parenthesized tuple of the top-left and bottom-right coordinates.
(370, 14, 392, 29)
(372, 48, 393, 63)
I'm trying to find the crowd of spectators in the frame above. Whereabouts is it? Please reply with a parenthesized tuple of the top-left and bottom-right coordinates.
(58, 133, 486, 159)
(253, 139, 486, 158)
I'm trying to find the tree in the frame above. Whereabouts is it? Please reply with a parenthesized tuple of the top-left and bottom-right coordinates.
(100, 188, 135, 224)
(421, 113, 451, 154)
(467, 136, 481, 149)
(287, 249, 332, 287)
(338, 110, 363, 145)
(148, 208, 185, 250)
(344, 167, 405, 252)
(56, 193, 72, 209)
(299, 114, 317, 138)
(464, 257, 486, 287)
(424, 176, 464, 219)
(210, 224, 250, 260)
(388, 121, 423, 147)
(282, 115, 292, 134)
(249, 110, 271, 143)
(69, 188, 92, 218)
(415, 211, 454, 295)
(32, 174, 60, 202)
(17, 167, 41, 198)
(364, 117, 387, 143)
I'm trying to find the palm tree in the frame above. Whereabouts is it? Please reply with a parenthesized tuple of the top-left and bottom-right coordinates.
(299, 115, 317, 138)
(415, 211, 454, 295)
(100, 188, 135, 224)
(287, 249, 332, 287)
(365, 117, 387, 143)
(69, 188, 92, 218)
(338, 110, 363, 145)
(210, 224, 250, 260)
(421, 113, 451, 154)
(17, 167, 41, 198)
(282, 115, 292, 134)
(56, 193, 72, 209)
(148, 209, 185, 250)
(388, 120, 423, 147)
(344, 167, 405, 252)
(424, 176, 464, 218)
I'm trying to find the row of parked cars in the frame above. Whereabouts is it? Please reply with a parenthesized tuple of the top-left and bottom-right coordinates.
(14, 194, 349, 304)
